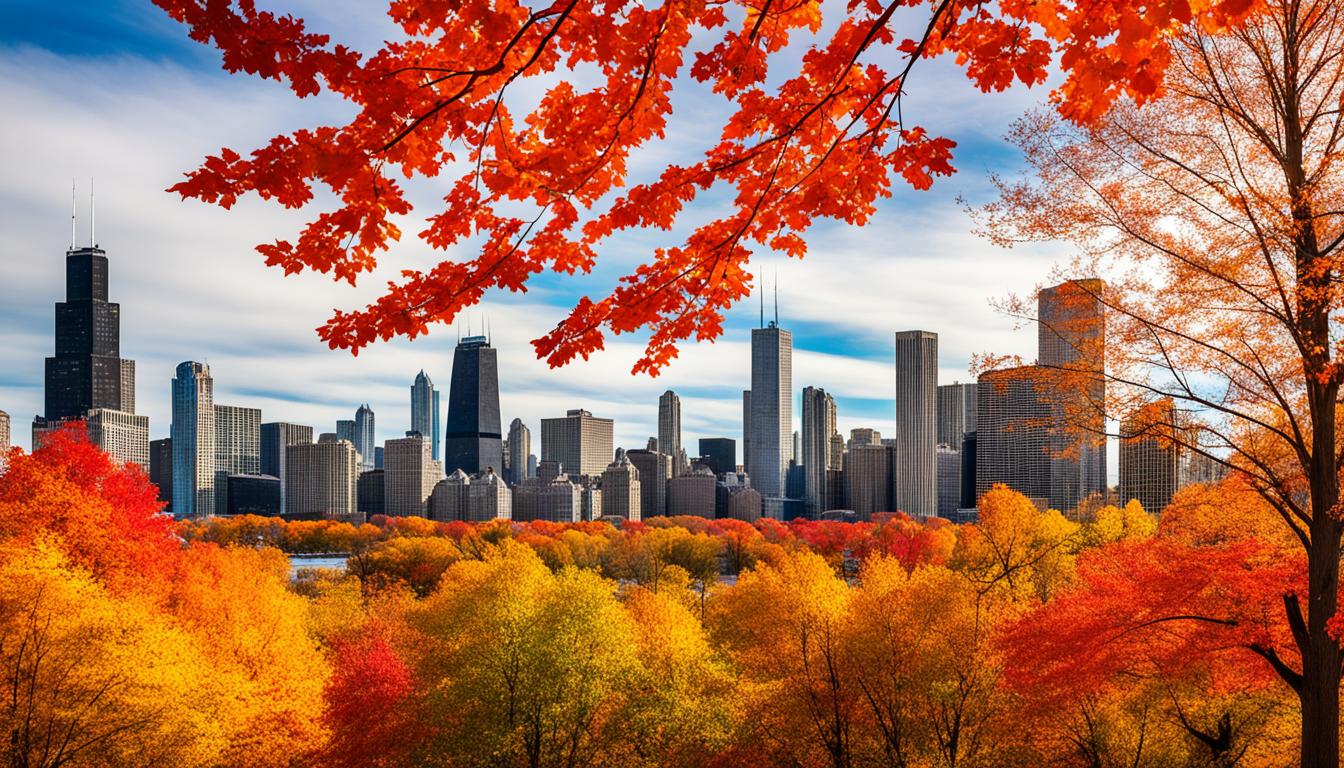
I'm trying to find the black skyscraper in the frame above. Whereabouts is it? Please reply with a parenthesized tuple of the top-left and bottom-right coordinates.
(444, 335, 503, 475)
(698, 438, 737, 476)
(44, 246, 131, 420)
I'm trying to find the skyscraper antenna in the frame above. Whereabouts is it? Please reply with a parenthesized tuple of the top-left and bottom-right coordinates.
(758, 271, 764, 328)
(773, 269, 779, 325)
(89, 176, 95, 248)
(70, 179, 76, 251)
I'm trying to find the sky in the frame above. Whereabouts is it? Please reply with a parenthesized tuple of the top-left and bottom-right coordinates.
(0, 0, 1086, 471)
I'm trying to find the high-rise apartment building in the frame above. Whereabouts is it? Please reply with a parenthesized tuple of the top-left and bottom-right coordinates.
(540, 409, 614, 479)
(261, 422, 313, 516)
(749, 323, 793, 500)
(800, 386, 838, 518)
(285, 440, 357, 520)
(410, 370, 440, 461)
(936, 382, 977, 447)
(445, 335, 503, 475)
(171, 361, 215, 518)
(354, 404, 376, 472)
(506, 418, 531, 485)
(150, 437, 172, 509)
(86, 408, 149, 468)
(658, 390, 681, 476)
(626, 449, 671, 518)
(214, 404, 261, 515)
(894, 330, 938, 518)
(384, 434, 442, 517)
(600, 457, 642, 521)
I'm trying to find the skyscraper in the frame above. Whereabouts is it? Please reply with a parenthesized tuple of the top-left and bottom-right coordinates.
(42, 242, 133, 422)
(894, 330, 938, 518)
(171, 361, 215, 518)
(261, 422, 313, 516)
(1118, 398, 1223, 515)
(410, 370, 440, 460)
(444, 335, 503, 475)
(975, 367, 1052, 505)
(354, 404, 376, 472)
(286, 441, 358, 520)
(600, 457, 642, 521)
(749, 323, 793, 501)
(844, 443, 895, 520)
(626, 448, 671, 518)
(800, 386, 837, 518)
(336, 419, 355, 445)
(936, 382, 977, 447)
(214, 404, 261, 515)
(384, 434, 442, 517)
(85, 408, 149, 468)
(658, 390, 682, 475)
(540, 409, 614, 479)
(507, 418, 531, 485)
(1039, 279, 1107, 512)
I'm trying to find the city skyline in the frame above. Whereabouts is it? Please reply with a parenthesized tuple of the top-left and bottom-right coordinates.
(0, 3, 1101, 471)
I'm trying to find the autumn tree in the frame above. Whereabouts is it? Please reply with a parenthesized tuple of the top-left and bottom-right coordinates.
(980, 0, 1344, 759)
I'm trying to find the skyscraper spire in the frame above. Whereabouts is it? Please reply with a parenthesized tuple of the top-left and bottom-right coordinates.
(69, 179, 76, 252)
(758, 272, 764, 328)
(89, 176, 96, 248)
(774, 270, 779, 326)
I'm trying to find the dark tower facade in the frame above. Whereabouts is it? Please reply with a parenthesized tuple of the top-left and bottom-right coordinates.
(44, 246, 132, 421)
(444, 335, 503, 475)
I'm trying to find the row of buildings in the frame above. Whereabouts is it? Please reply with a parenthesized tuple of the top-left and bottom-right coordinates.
(5, 232, 1221, 524)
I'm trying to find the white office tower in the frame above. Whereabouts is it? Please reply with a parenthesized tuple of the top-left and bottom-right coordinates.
(384, 434, 441, 517)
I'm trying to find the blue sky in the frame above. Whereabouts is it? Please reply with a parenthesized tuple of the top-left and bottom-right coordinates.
(0, 0, 1079, 468)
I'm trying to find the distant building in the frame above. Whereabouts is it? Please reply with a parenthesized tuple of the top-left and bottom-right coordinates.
(844, 443, 894, 520)
(410, 370, 441, 462)
(936, 444, 960, 518)
(601, 457, 642, 521)
(354, 404, 376, 472)
(658, 390, 682, 476)
(513, 474, 583, 523)
(668, 468, 717, 518)
(697, 438, 736, 477)
(741, 390, 752, 477)
(540, 409, 614, 480)
(507, 418, 532, 485)
(0, 409, 8, 472)
(849, 427, 881, 448)
(285, 441, 357, 520)
(626, 449, 671, 518)
(226, 474, 280, 516)
(748, 323, 793, 497)
(894, 330, 937, 518)
(171, 361, 215, 518)
(960, 431, 977, 509)
(431, 468, 511, 522)
(717, 481, 762, 521)
(357, 469, 385, 518)
(261, 422, 313, 516)
(445, 335, 503, 476)
(800, 386, 837, 518)
(214, 404, 261, 515)
(1038, 279, 1108, 512)
(336, 419, 355, 445)
(150, 437, 172, 509)
(43, 243, 134, 423)
(1119, 399, 1226, 515)
(318, 432, 338, 444)
(976, 367, 1051, 504)
(384, 435, 442, 517)
(936, 382, 978, 448)
(85, 408, 149, 468)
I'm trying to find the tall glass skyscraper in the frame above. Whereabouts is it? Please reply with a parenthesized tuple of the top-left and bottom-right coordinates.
(410, 370, 440, 461)
(171, 361, 215, 518)
(657, 389, 681, 473)
(354, 404, 376, 472)
(800, 386, 837, 518)
(748, 322, 792, 501)
(507, 418, 531, 485)
(445, 335, 503, 475)
(894, 330, 938, 518)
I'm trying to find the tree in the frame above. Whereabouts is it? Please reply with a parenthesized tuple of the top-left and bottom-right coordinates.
(0, 540, 222, 768)
(952, 485, 1080, 602)
(710, 549, 855, 768)
(153, 0, 1261, 374)
(979, 0, 1344, 759)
